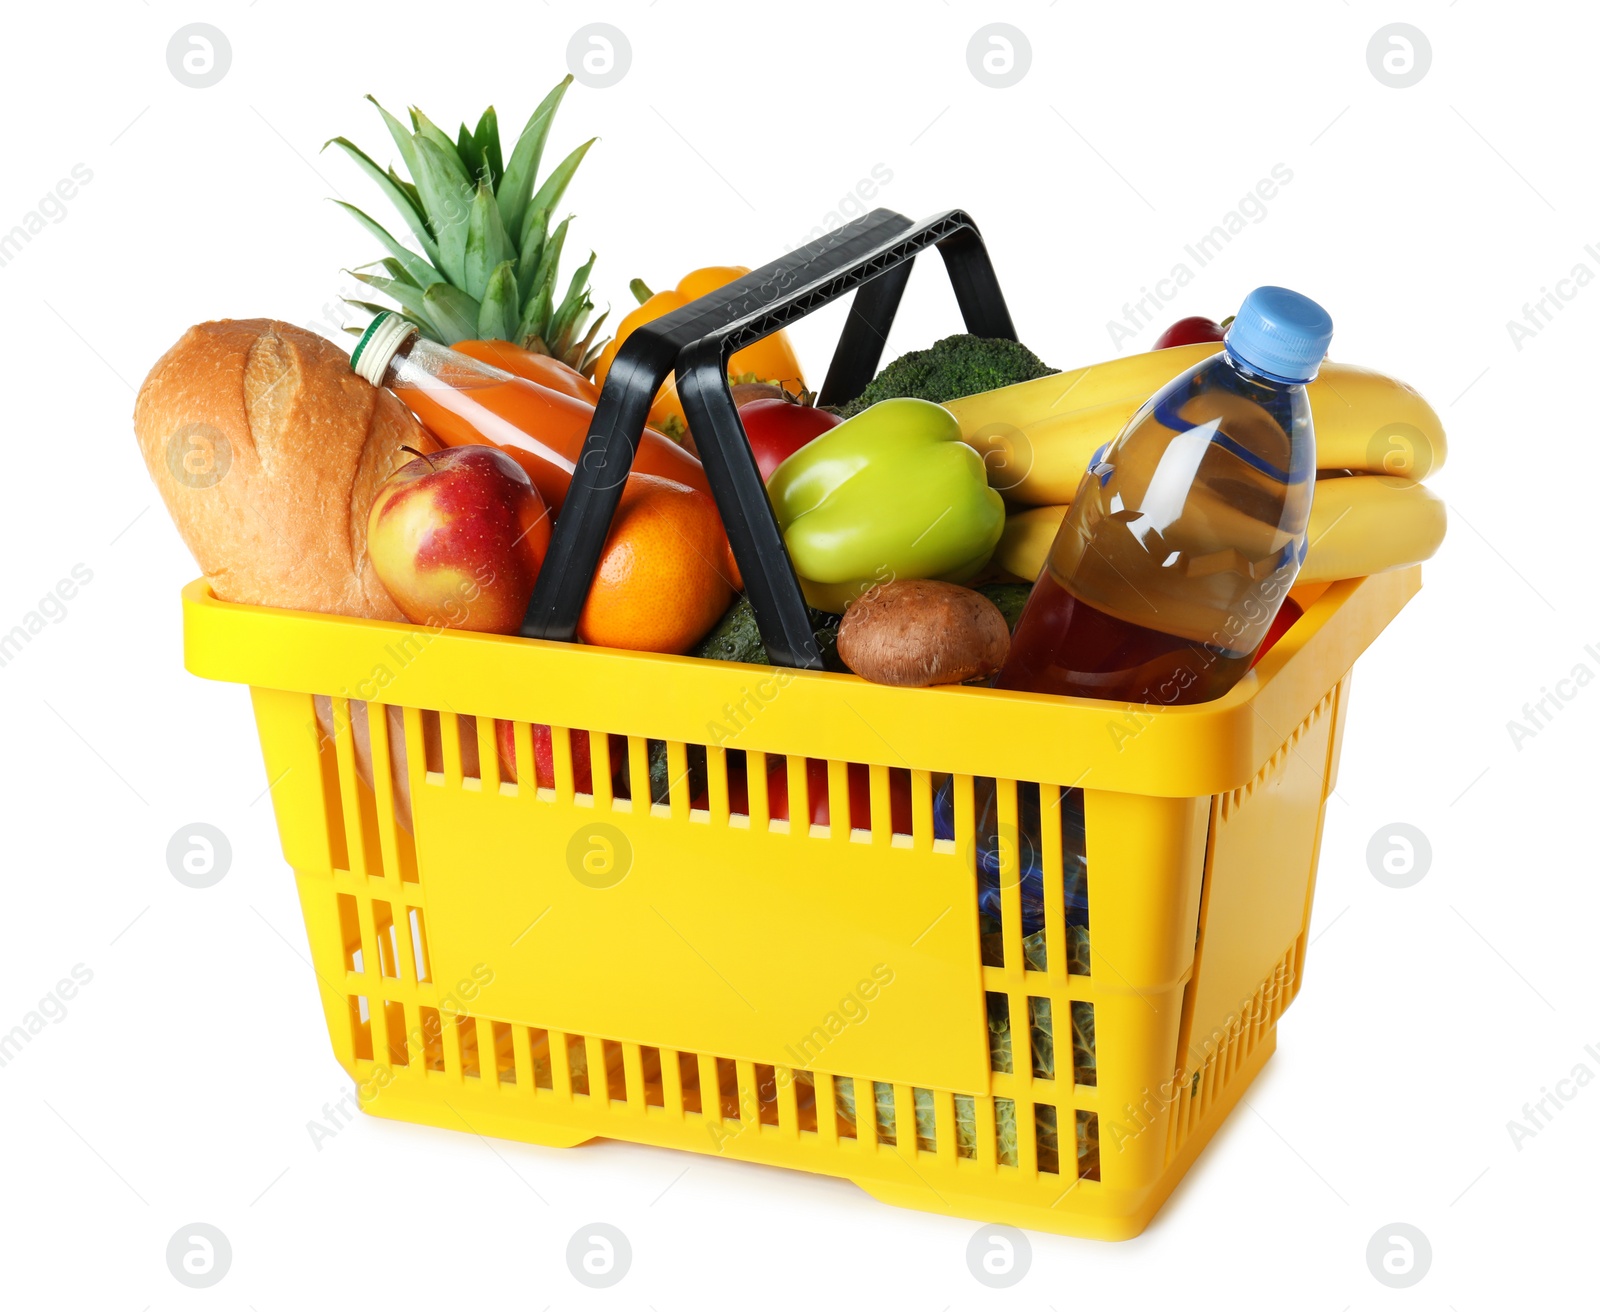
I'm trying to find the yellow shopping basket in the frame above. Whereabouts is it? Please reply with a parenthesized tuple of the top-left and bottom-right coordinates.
(182, 210, 1424, 1239)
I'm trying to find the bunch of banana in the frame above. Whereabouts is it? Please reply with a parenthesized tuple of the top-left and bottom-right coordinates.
(947, 341, 1448, 583)
(995, 476, 1447, 583)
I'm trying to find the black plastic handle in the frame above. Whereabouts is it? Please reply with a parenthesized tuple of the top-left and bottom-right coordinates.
(519, 207, 1017, 669)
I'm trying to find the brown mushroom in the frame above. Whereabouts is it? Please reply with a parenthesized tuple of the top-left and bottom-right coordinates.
(836, 580, 1011, 687)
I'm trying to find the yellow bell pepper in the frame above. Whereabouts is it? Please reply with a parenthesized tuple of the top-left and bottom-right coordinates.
(594, 266, 806, 441)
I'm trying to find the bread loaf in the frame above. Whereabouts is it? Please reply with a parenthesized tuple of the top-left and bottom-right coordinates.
(134, 319, 433, 619)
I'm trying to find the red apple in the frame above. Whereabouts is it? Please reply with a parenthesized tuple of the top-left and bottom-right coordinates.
(1153, 316, 1226, 350)
(492, 718, 625, 791)
(739, 394, 842, 481)
(368, 445, 551, 634)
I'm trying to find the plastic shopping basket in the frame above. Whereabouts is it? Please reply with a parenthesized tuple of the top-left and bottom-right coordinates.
(182, 209, 1421, 1240)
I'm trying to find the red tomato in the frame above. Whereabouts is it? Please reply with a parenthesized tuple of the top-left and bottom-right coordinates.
(738, 396, 842, 481)
(1250, 597, 1304, 668)
(1153, 316, 1226, 349)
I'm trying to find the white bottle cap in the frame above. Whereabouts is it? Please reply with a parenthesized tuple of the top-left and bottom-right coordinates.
(350, 311, 419, 386)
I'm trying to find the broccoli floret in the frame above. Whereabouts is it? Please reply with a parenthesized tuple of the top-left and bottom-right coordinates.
(837, 334, 1055, 418)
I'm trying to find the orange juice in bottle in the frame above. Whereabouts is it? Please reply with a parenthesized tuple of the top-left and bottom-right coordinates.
(351, 312, 709, 513)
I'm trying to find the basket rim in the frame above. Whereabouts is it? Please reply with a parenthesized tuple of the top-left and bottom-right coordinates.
(182, 567, 1419, 798)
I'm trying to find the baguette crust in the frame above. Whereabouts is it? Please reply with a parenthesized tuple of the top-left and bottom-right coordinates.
(134, 319, 432, 619)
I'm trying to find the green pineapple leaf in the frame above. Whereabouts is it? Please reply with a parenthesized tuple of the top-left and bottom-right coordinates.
(579, 340, 607, 375)
(386, 167, 425, 229)
(473, 106, 503, 190)
(464, 182, 515, 302)
(336, 79, 608, 371)
(547, 250, 597, 351)
(342, 299, 427, 340)
(345, 267, 438, 336)
(454, 122, 486, 186)
(408, 107, 469, 184)
(515, 206, 551, 304)
(372, 257, 416, 287)
(497, 75, 572, 241)
(478, 260, 520, 341)
(410, 136, 475, 285)
(365, 96, 421, 184)
(550, 300, 588, 359)
(526, 215, 571, 332)
(553, 250, 597, 322)
(571, 307, 609, 368)
(516, 280, 554, 350)
(518, 192, 552, 254)
(422, 281, 482, 344)
(526, 137, 596, 225)
(342, 297, 397, 320)
(330, 201, 441, 289)
(323, 136, 440, 266)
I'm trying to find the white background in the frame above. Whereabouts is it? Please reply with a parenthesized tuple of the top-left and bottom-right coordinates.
(0, 1, 1592, 1306)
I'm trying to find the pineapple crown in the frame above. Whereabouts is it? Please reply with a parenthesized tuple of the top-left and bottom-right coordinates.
(324, 74, 608, 375)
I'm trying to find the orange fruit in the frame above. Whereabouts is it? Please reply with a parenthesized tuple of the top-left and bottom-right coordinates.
(578, 474, 742, 654)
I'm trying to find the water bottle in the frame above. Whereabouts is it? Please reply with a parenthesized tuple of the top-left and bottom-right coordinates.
(932, 288, 1331, 912)
(998, 285, 1332, 705)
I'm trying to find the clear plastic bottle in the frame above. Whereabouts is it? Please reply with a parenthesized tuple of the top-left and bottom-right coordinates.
(932, 288, 1332, 894)
(349, 310, 709, 514)
(998, 285, 1332, 705)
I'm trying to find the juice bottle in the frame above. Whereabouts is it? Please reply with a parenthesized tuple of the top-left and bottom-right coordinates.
(350, 311, 710, 513)
(999, 285, 1331, 705)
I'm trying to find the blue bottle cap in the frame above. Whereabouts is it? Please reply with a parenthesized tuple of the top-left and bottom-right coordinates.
(1224, 286, 1334, 384)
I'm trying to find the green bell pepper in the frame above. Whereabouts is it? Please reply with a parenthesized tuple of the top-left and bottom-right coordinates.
(767, 398, 1006, 613)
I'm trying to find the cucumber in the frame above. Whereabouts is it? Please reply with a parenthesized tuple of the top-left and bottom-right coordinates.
(692, 595, 769, 665)
(689, 596, 844, 671)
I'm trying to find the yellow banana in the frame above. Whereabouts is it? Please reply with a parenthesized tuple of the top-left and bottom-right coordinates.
(992, 507, 1056, 581)
(995, 475, 1447, 585)
(947, 344, 1447, 507)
